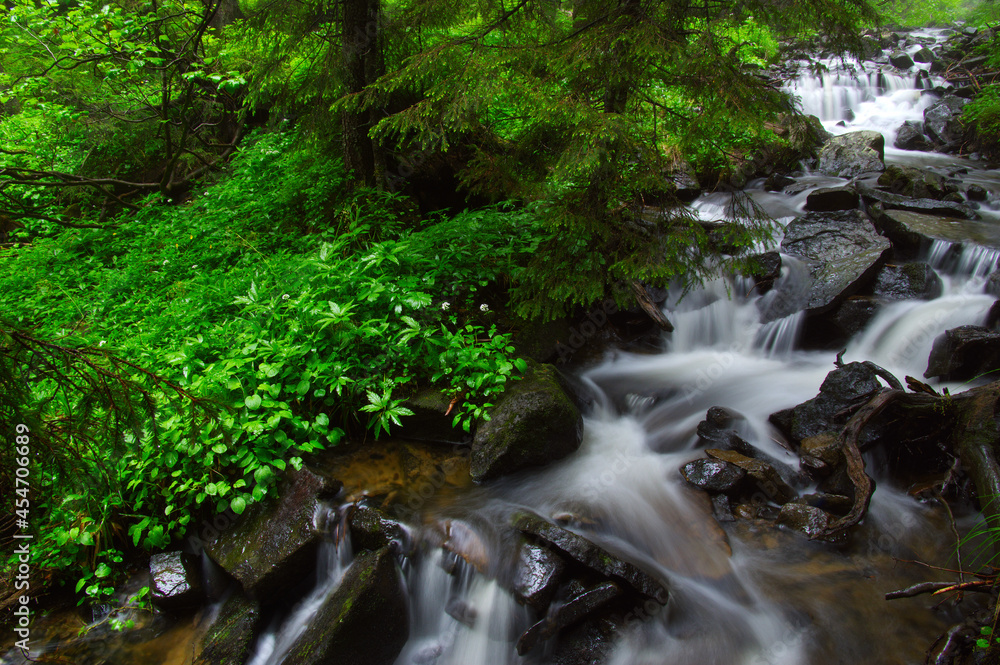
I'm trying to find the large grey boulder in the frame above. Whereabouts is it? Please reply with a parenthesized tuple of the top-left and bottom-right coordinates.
(804, 186, 859, 212)
(877, 165, 956, 201)
(769, 210, 890, 317)
(204, 468, 342, 598)
(923, 96, 969, 149)
(282, 547, 409, 665)
(872, 263, 943, 301)
(889, 51, 914, 69)
(925, 326, 1000, 381)
(894, 121, 930, 151)
(471, 364, 583, 482)
(873, 209, 1000, 253)
(859, 187, 978, 219)
(817, 131, 886, 178)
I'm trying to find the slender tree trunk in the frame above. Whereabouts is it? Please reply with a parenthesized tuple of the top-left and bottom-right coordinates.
(342, 0, 383, 186)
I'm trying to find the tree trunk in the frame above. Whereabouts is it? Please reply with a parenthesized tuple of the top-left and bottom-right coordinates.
(342, 0, 383, 186)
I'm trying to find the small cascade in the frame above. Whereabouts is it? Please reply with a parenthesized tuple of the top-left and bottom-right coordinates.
(927, 238, 1000, 281)
(245, 506, 353, 665)
(394, 549, 529, 665)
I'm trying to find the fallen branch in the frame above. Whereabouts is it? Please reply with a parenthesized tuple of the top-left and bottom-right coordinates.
(630, 280, 674, 332)
(816, 389, 903, 540)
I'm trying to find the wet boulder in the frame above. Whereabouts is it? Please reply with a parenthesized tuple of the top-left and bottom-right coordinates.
(968, 184, 989, 202)
(798, 432, 844, 476)
(205, 468, 342, 598)
(680, 459, 747, 494)
(804, 185, 860, 212)
(829, 297, 880, 338)
(873, 209, 1000, 254)
(924, 96, 969, 149)
(513, 539, 565, 610)
(516, 581, 623, 655)
(872, 263, 943, 301)
(512, 510, 669, 602)
(894, 121, 930, 151)
(194, 594, 261, 665)
(283, 547, 408, 665)
(773, 210, 890, 317)
(747, 251, 782, 295)
(349, 504, 412, 555)
(817, 130, 885, 178)
(149, 552, 202, 611)
(776, 503, 834, 539)
(925, 325, 1000, 382)
(877, 165, 956, 201)
(704, 449, 796, 504)
(859, 187, 979, 219)
(471, 364, 583, 482)
(774, 362, 882, 445)
(889, 51, 914, 69)
(913, 47, 935, 63)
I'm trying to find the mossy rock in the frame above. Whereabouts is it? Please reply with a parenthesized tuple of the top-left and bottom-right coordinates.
(282, 547, 408, 665)
(194, 594, 261, 665)
(471, 363, 583, 482)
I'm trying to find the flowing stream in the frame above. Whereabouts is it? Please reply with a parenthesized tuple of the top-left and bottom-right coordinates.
(234, 29, 999, 665)
(7, 29, 999, 665)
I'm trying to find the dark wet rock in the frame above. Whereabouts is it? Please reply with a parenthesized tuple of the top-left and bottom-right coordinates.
(874, 209, 1000, 253)
(769, 210, 890, 317)
(987, 272, 1000, 298)
(205, 468, 342, 598)
(817, 130, 886, 178)
(349, 505, 412, 555)
(859, 187, 979, 219)
(711, 494, 736, 522)
(798, 493, 854, 516)
(798, 432, 843, 475)
(668, 163, 702, 202)
(748, 251, 782, 294)
(872, 263, 943, 301)
(399, 388, 471, 445)
(968, 184, 989, 201)
(829, 297, 880, 338)
(445, 597, 478, 628)
(776, 503, 834, 538)
(516, 582, 623, 655)
(149, 552, 202, 611)
(877, 165, 955, 200)
(471, 363, 583, 483)
(987, 300, 1000, 330)
(804, 186, 860, 212)
(913, 47, 935, 63)
(283, 547, 408, 665)
(924, 96, 969, 149)
(194, 594, 261, 665)
(764, 173, 797, 192)
(512, 511, 669, 602)
(781, 362, 882, 444)
(549, 617, 621, 665)
(704, 449, 796, 504)
(696, 406, 751, 451)
(680, 459, 747, 494)
(925, 326, 1000, 382)
(889, 51, 914, 69)
(894, 121, 930, 151)
(513, 539, 565, 610)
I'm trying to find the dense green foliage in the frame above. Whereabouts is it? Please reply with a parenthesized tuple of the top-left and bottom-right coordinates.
(1, 0, 885, 610)
(0, 132, 533, 600)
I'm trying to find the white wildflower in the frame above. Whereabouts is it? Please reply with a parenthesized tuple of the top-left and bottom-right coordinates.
(282, 294, 290, 300)
(441, 301, 451, 311)
(479, 303, 490, 312)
